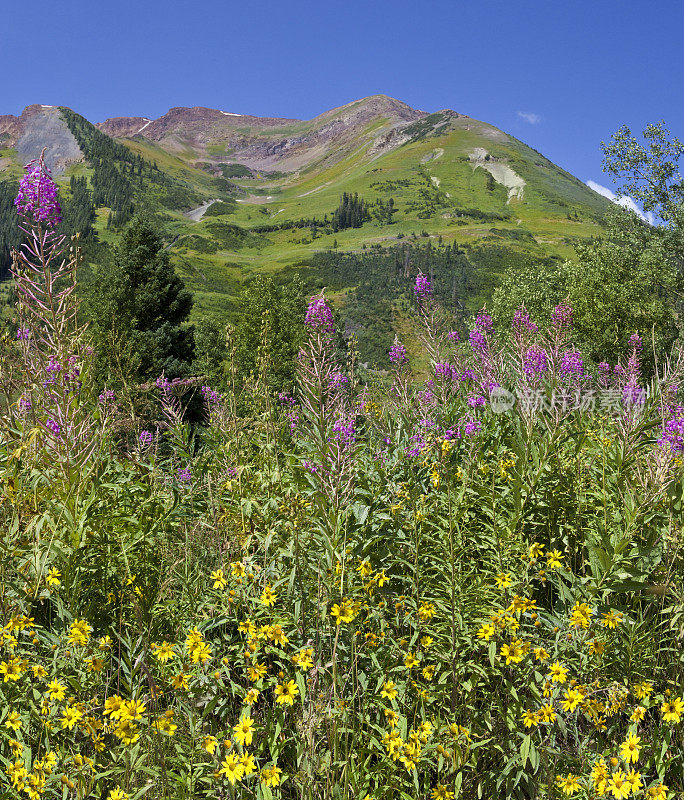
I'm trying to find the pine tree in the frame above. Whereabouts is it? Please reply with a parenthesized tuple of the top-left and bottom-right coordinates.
(88, 215, 195, 384)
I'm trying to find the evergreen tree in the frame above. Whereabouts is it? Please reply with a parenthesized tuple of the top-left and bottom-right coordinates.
(234, 275, 306, 392)
(87, 215, 195, 385)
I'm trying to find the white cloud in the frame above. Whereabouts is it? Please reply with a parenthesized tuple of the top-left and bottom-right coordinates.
(586, 180, 656, 225)
(517, 111, 541, 125)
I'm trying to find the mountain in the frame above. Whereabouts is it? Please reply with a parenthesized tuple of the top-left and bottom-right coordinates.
(0, 97, 611, 364)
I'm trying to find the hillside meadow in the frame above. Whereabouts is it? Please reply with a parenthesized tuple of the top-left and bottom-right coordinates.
(1, 156, 683, 800)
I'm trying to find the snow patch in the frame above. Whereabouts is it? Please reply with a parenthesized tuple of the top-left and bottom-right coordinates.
(430, 176, 441, 188)
(41, 105, 54, 108)
(136, 120, 152, 135)
(221, 111, 243, 117)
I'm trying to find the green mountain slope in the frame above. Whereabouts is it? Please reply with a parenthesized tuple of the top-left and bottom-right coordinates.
(0, 98, 611, 364)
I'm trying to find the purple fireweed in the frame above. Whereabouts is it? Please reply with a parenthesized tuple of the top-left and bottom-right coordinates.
(552, 301, 573, 329)
(139, 430, 153, 447)
(523, 346, 549, 380)
(474, 311, 494, 332)
(434, 362, 454, 381)
(177, 467, 192, 483)
(98, 389, 116, 404)
(469, 327, 488, 354)
(413, 272, 432, 300)
(389, 337, 407, 365)
(559, 349, 584, 378)
(658, 405, 684, 454)
(16, 328, 30, 340)
(512, 309, 538, 337)
(467, 394, 486, 408)
(14, 154, 62, 228)
(305, 294, 335, 334)
(447, 330, 460, 342)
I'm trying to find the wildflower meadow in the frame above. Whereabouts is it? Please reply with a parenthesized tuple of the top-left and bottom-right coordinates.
(1, 153, 683, 800)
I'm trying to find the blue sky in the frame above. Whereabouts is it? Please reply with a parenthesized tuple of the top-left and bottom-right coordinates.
(3, 0, 682, 197)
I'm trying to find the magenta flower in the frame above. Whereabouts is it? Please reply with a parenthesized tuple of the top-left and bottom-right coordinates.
(389, 338, 407, 365)
(551, 301, 573, 329)
(14, 154, 62, 228)
(512, 309, 538, 336)
(523, 346, 548, 380)
(559, 349, 584, 378)
(305, 294, 335, 333)
(413, 272, 432, 300)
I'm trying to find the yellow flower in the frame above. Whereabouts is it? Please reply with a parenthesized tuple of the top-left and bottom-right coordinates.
(646, 783, 668, 799)
(108, 789, 129, 800)
(533, 647, 549, 662)
(218, 753, 244, 785)
(384, 708, 399, 726)
(548, 661, 569, 684)
(633, 681, 653, 699)
(203, 735, 218, 754)
(211, 569, 227, 589)
(240, 752, 256, 775)
(500, 639, 525, 665)
(46, 567, 61, 586)
(418, 602, 436, 621)
(233, 715, 254, 747)
(569, 601, 594, 629)
(403, 652, 420, 669)
(67, 619, 92, 647)
(0, 658, 23, 682)
(431, 786, 455, 800)
(420, 635, 434, 648)
(626, 770, 643, 793)
(154, 710, 177, 736)
(521, 709, 540, 728)
(381, 680, 398, 700)
(244, 688, 260, 705)
(151, 642, 176, 663)
(172, 673, 189, 690)
(120, 699, 146, 722)
(477, 623, 495, 640)
(231, 561, 246, 578)
(248, 662, 267, 682)
(607, 770, 631, 799)
(546, 550, 562, 569)
(260, 585, 277, 607)
(560, 688, 583, 712)
(661, 696, 683, 723)
(274, 680, 299, 705)
(32, 665, 47, 678)
(589, 639, 605, 655)
(630, 706, 646, 722)
(591, 758, 608, 792)
(61, 706, 83, 730)
(260, 765, 283, 787)
(601, 610, 623, 628)
(422, 664, 435, 680)
(539, 704, 556, 723)
(494, 573, 512, 588)
(291, 648, 313, 670)
(556, 773, 581, 796)
(330, 598, 357, 625)
(5, 711, 21, 731)
(620, 732, 641, 764)
(529, 542, 544, 559)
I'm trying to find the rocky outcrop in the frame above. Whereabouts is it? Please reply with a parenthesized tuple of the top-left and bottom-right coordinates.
(0, 106, 83, 173)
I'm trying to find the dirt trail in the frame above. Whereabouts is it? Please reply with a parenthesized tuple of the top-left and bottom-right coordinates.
(186, 199, 220, 221)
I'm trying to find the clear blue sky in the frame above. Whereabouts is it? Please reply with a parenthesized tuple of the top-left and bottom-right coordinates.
(3, 0, 682, 193)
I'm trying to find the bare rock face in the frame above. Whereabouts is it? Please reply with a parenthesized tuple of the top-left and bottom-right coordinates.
(96, 116, 152, 138)
(1, 106, 84, 173)
(94, 95, 435, 173)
